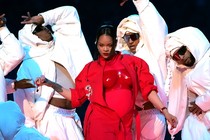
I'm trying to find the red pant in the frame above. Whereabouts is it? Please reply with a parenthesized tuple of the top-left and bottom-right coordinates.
(84, 103, 134, 140)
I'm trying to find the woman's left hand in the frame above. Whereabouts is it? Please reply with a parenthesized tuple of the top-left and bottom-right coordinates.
(162, 109, 178, 130)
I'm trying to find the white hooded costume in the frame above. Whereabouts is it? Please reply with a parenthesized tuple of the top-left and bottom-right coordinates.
(116, 0, 168, 139)
(165, 26, 210, 140)
(0, 26, 24, 102)
(13, 6, 93, 140)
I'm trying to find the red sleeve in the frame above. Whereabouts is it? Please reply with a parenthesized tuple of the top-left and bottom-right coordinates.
(71, 64, 89, 108)
(135, 57, 158, 101)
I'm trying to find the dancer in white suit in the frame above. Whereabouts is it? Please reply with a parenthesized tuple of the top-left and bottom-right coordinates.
(13, 6, 93, 140)
(165, 26, 210, 140)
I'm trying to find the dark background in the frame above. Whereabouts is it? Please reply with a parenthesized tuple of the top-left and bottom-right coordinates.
(1, 0, 210, 56)
(2, 0, 210, 139)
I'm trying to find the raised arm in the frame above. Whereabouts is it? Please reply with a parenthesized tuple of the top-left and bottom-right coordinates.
(133, 0, 168, 78)
(21, 6, 79, 27)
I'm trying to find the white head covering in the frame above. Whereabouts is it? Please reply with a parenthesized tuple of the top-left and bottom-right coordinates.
(117, 15, 140, 37)
(165, 26, 209, 65)
(31, 24, 37, 32)
(19, 24, 51, 47)
(18, 24, 55, 60)
(116, 14, 142, 52)
(165, 38, 184, 57)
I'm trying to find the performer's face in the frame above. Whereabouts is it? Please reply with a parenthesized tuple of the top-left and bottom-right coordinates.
(32, 25, 53, 42)
(171, 46, 195, 67)
(97, 34, 115, 60)
(123, 32, 140, 54)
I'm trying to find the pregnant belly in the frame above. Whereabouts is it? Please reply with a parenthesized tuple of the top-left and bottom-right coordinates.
(105, 89, 134, 117)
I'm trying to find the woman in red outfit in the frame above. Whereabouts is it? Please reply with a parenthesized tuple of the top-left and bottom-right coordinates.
(35, 25, 177, 140)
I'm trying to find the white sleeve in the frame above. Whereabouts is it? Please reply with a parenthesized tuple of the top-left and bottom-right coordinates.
(133, 0, 168, 78)
(195, 91, 210, 112)
(0, 27, 24, 75)
(39, 6, 81, 36)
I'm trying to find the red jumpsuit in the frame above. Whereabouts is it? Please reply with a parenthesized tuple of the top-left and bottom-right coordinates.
(71, 52, 157, 140)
